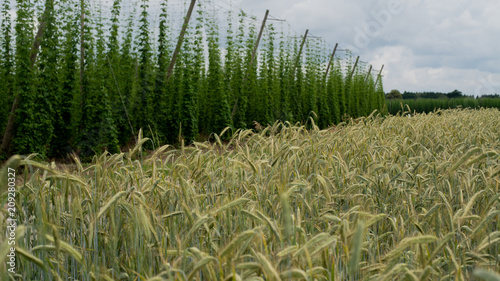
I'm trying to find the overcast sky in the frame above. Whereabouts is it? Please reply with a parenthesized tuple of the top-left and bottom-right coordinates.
(230, 0, 500, 96)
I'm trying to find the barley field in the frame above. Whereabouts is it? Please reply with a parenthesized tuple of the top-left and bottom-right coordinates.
(1, 108, 500, 280)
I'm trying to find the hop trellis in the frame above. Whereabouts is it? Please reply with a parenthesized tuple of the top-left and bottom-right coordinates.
(0, 0, 386, 158)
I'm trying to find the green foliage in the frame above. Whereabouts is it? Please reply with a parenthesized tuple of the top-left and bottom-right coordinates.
(153, 0, 171, 142)
(351, 71, 365, 117)
(376, 77, 386, 113)
(244, 15, 261, 126)
(117, 12, 137, 144)
(78, 4, 119, 159)
(53, 0, 79, 157)
(0, 0, 14, 136)
(204, 11, 231, 135)
(33, 0, 59, 157)
(134, 0, 155, 133)
(106, 0, 132, 146)
(11, 0, 37, 155)
(229, 11, 251, 128)
(387, 89, 403, 99)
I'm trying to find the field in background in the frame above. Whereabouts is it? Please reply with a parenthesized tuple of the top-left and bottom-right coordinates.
(1, 108, 500, 280)
(386, 98, 500, 115)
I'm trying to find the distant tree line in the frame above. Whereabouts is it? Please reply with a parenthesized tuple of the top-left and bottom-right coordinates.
(386, 89, 500, 100)
(480, 94, 500, 98)
(386, 89, 472, 100)
(402, 90, 470, 99)
(385, 90, 500, 100)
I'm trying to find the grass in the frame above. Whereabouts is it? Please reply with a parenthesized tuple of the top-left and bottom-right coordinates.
(1, 108, 500, 280)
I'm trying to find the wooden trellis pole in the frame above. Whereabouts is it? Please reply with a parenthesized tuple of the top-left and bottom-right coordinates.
(348, 56, 360, 81)
(292, 29, 309, 79)
(375, 64, 385, 86)
(165, 0, 197, 82)
(364, 65, 373, 83)
(250, 9, 269, 66)
(324, 43, 338, 79)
